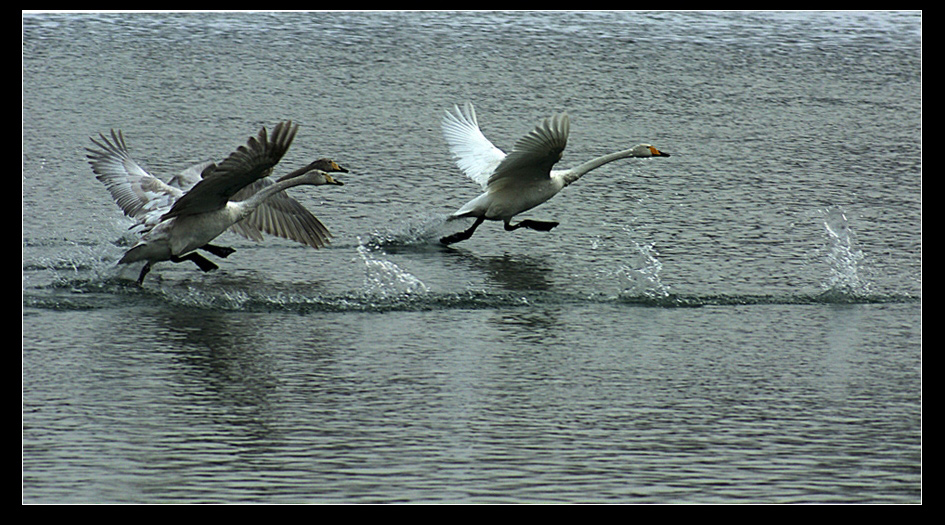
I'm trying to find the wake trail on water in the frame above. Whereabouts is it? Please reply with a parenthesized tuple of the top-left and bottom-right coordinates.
(24, 207, 918, 313)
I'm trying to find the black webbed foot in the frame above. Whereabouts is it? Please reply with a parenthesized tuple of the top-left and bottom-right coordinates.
(201, 244, 236, 258)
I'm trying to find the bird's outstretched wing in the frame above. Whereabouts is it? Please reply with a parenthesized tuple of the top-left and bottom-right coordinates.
(442, 102, 506, 190)
(487, 111, 569, 189)
(161, 121, 298, 221)
(86, 130, 183, 221)
(227, 177, 333, 249)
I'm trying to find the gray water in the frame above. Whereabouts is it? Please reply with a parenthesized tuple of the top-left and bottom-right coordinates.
(22, 11, 921, 503)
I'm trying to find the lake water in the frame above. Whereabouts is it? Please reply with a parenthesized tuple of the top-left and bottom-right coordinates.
(22, 11, 921, 503)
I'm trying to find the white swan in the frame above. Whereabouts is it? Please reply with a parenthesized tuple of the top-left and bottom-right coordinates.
(439, 102, 670, 245)
(87, 122, 344, 284)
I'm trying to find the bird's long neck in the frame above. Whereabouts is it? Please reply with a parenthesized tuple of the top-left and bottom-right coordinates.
(558, 149, 639, 186)
(231, 174, 309, 220)
(276, 160, 319, 182)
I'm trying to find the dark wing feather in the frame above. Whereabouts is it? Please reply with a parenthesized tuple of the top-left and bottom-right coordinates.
(160, 121, 298, 221)
(228, 178, 333, 249)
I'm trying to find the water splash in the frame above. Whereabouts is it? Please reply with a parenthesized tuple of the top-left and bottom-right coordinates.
(364, 213, 448, 250)
(819, 206, 871, 297)
(356, 238, 429, 300)
(618, 236, 671, 299)
(590, 226, 670, 299)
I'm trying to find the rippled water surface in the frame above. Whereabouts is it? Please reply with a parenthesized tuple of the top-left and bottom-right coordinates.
(23, 11, 921, 503)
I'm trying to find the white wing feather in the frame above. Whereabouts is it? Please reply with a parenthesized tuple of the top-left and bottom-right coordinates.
(86, 130, 184, 225)
(442, 103, 570, 192)
(441, 102, 506, 190)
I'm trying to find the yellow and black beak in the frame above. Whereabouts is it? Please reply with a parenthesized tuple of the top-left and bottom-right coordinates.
(328, 161, 349, 173)
(649, 146, 670, 157)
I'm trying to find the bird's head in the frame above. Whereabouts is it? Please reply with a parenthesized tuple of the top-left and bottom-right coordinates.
(631, 144, 671, 157)
(309, 158, 349, 173)
(277, 158, 349, 183)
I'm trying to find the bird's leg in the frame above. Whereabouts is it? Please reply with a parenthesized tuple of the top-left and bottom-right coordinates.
(440, 216, 485, 245)
(201, 244, 236, 258)
(170, 252, 219, 272)
(505, 219, 559, 232)
(136, 262, 152, 285)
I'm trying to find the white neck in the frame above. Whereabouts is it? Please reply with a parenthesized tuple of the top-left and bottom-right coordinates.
(231, 174, 312, 220)
(556, 148, 647, 186)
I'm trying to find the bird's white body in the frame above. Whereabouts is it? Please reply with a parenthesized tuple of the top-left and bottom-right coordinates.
(452, 175, 565, 222)
(120, 203, 245, 264)
(440, 103, 669, 244)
